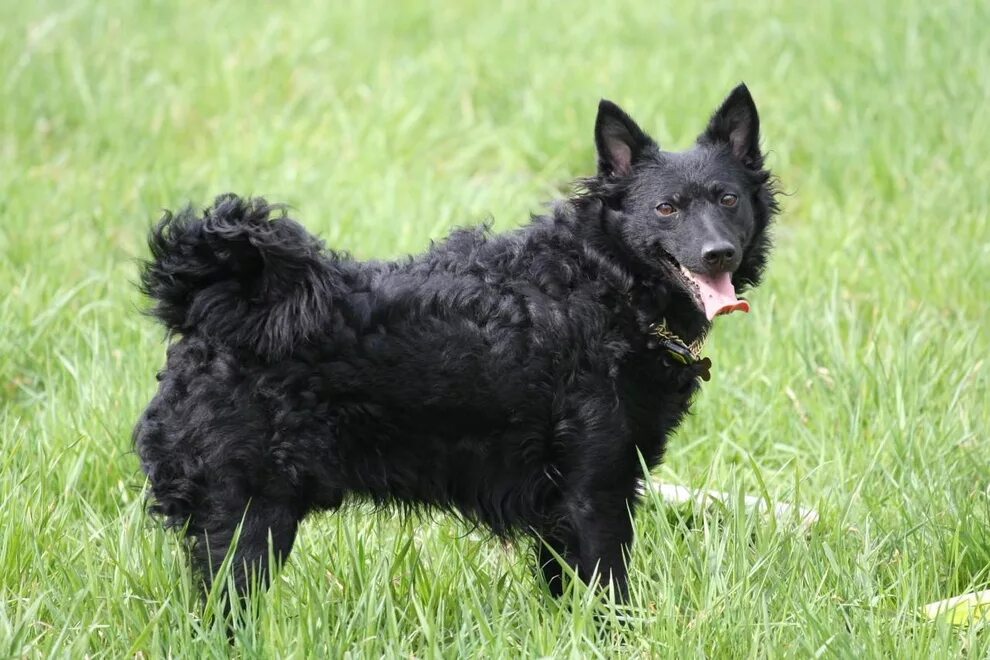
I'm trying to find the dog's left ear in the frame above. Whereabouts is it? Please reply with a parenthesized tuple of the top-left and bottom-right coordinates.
(701, 83, 762, 169)
(595, 100, 656, 177)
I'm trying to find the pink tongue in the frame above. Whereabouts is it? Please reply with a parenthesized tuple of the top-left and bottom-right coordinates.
(687, 271, 750, 320)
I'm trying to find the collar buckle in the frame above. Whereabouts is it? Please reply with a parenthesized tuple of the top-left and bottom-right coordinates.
(649, 320, 712, 381)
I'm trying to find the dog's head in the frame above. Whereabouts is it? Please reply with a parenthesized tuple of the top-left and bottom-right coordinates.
(586, 84, 778, 320)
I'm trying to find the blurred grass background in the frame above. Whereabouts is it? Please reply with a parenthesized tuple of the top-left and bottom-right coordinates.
(1, 0, 989, 656)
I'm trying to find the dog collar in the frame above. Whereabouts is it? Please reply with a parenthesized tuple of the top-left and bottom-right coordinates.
(649, 320, 712, 381)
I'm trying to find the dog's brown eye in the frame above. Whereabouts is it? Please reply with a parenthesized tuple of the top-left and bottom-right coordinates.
(656, 202, 677, 217)
(720, 193, 738, 208)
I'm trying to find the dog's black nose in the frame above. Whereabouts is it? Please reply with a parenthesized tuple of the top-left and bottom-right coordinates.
(702, 242, 736, 269)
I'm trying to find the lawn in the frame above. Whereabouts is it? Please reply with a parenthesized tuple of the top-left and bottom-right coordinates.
(2, 0, 989, 656)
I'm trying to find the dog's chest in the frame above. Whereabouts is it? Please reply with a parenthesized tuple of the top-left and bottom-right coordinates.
(614, 349, 702, 462)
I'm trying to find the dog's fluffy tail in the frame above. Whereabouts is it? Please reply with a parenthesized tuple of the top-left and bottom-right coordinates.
(140, 194, 340, 358)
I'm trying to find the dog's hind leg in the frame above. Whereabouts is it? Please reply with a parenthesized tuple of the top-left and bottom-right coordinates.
(190, 497, 301, 608)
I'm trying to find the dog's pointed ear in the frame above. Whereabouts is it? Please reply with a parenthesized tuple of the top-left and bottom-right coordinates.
(595, 100, 656, 177)
(701, 83, 762, 169)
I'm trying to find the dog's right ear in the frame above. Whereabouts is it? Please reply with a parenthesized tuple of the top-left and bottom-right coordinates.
(595, 100, 656, 177)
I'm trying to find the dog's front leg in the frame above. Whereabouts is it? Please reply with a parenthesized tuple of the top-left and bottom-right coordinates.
(567, 487, 634, 601)
(557, 393, 639, 602)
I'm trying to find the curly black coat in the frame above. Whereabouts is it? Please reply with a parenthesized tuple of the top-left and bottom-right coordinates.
(134, 84, 778, 603)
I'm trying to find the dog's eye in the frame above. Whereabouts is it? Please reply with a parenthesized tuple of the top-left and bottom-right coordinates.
(655, 202, 677, 217)
(720, 193, 738, 208)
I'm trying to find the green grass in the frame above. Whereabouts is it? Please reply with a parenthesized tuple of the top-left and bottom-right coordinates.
(2, 0, 989, 656)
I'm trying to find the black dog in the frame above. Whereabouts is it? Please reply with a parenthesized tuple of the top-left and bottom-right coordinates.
(135, 84, 778, 604)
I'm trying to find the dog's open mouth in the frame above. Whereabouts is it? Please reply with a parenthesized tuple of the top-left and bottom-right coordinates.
(663, 253, 750, 320)
(681, 267, 750, 320)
